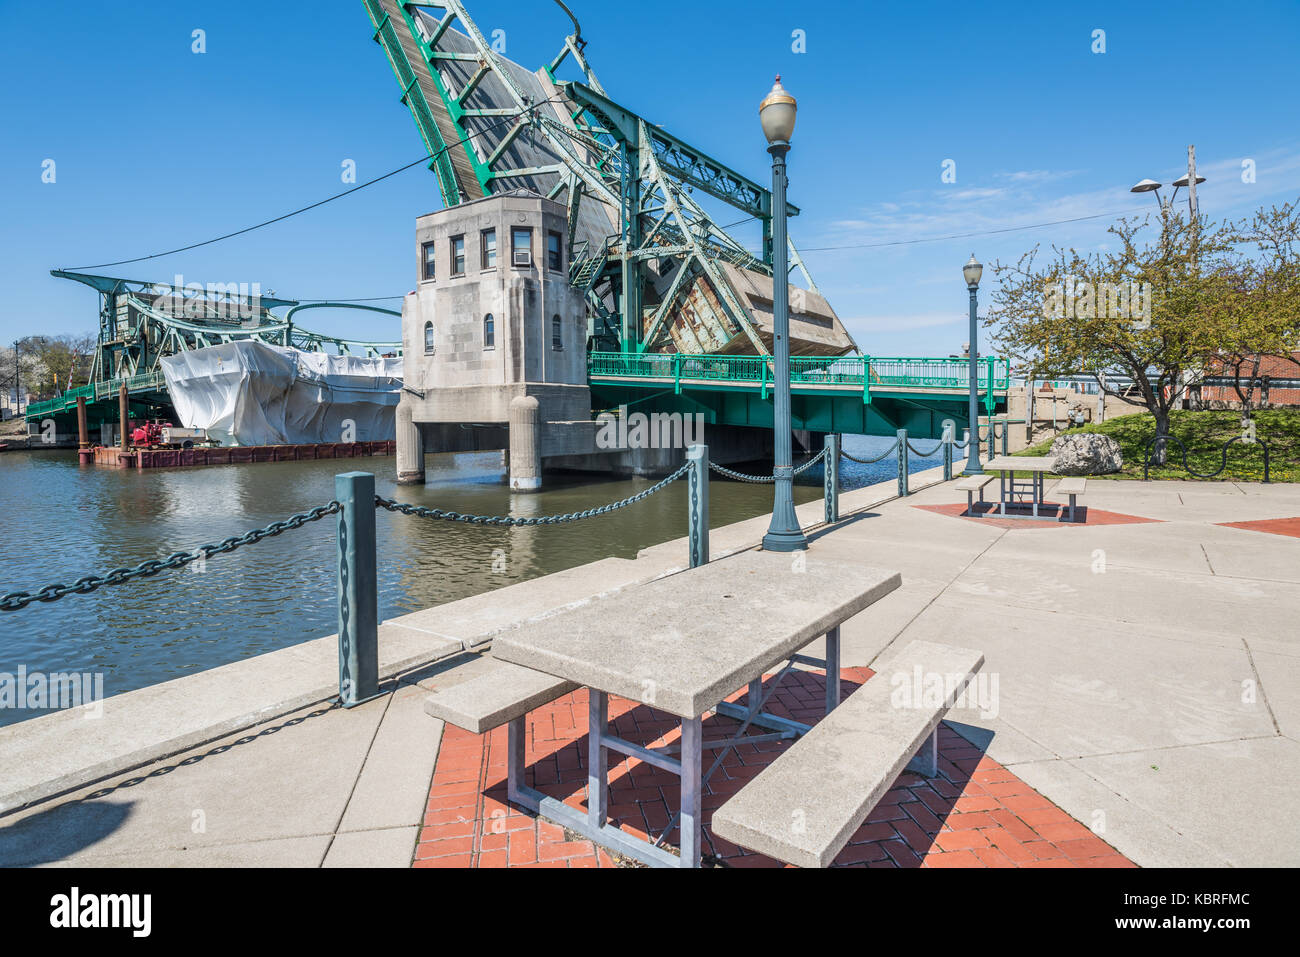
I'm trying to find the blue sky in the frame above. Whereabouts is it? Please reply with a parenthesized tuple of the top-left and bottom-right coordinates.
(2, 0, 1298, 356)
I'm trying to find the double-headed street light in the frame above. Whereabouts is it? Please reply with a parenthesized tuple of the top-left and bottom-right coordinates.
(1130, 145, 1206, 218)
(963, 254, 984, 475)
(759, 76, 806, 552)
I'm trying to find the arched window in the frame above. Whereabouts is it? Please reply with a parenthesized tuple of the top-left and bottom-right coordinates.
(552, 314, 562, 351)
(483, 313, 495, 350)
(423, 320, 435, 355)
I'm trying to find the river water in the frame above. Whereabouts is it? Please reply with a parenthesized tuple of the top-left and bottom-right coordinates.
(0, 435, 942, 726)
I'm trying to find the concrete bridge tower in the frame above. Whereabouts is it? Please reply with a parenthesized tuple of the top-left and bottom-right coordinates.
(396, 189, 594, 489)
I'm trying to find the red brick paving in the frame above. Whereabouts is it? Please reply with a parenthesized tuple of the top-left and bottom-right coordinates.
(913, 502, 1160, 530)
(413, 667, 1134, 868)
(1217, 516, 1300, 539)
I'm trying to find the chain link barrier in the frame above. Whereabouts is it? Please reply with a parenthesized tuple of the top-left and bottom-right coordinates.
(0, 502, 342, 612)
(375, 462, 690, 526)
(707, 448, 826, 484)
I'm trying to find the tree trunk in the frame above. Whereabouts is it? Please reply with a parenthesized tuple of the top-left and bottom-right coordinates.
(1152, 408, 1171, 467)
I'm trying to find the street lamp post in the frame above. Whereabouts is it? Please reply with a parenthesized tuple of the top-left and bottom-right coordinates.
(963, 254, 983, 475)
(759, 76, 806, 552)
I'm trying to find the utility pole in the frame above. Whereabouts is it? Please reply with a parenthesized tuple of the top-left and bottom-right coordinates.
(1187, 145, 1199, 220)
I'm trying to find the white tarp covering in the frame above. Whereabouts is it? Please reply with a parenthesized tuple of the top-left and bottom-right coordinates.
(160, 341, 402, 447)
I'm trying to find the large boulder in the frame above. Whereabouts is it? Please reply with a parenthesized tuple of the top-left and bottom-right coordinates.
(1049, 433, 1123, 475)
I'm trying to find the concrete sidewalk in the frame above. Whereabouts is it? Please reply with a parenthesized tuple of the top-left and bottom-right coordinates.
(1, 472, 1296, 866)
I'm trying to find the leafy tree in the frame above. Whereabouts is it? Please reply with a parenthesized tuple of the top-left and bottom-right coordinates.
(1208, 202, 1300, 423)
(13, 335, 96, 398)
(987, 200, 1300, 463)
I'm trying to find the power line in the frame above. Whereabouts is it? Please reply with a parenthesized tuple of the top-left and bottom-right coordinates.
(65, 98, 565, 272)
(296, 296, 406, 303)
(798, 209, 1141, 252)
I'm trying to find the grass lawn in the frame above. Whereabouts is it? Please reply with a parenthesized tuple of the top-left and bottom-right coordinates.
(1014, 409, 1300, 483)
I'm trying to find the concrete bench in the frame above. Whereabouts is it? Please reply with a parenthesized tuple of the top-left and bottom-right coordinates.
(1053, 476, 1087, 522)
(423, 656, 576, 734)
(710, 639, 984, 868)
(954, 473, 996, 515)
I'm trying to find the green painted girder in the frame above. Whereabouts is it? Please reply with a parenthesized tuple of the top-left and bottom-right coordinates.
(587, 382, 997, 440)
(361, 0, 469, 204)
(558, 81, 798, 223)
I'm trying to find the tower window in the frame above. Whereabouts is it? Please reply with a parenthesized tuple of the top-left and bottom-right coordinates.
(552, 314, 563, 351)
(421, 241, 435, 281)
(423, 320, 435, 355)
(450, 235, 465, 275)
(483, 313, 495, 350)
(512, 227, 532, 266)
(481, 229, 497, 268)
(547, 231, 563, 271)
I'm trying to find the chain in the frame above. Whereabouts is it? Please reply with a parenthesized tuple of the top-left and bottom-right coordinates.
(906, 440, 947, 457)
(375, 462, 689, 526)
(794, 448, 827, 475)
(708, 448, 825, 484)
(0, 502, 342, 612)
(840, 441, 901, 465)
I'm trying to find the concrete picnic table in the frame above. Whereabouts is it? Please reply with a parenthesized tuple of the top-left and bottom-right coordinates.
(490, 547, 900, 867)
(983, 455, 1060, 519)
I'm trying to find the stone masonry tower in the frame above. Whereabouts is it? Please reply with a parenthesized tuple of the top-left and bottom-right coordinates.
(395, 189, 592, 489)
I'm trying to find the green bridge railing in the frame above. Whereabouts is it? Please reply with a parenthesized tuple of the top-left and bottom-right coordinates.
(24, 371, 169, 419)
(588, 352, 1011, 394)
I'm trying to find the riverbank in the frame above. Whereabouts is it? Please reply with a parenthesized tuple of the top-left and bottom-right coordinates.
(1018, 409, 1300, 482)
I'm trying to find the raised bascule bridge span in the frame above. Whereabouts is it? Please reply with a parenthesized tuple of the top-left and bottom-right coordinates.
(364, 0, 1005, 488)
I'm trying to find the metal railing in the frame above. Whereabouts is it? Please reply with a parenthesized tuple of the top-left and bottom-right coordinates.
(588, 352, 1011, 392)
(1142, 434, 1272, 482)
(24, 371, 169, 418)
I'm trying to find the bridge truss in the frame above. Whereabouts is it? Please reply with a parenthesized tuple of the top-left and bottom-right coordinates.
(361, 0, 857, 357)
(26, 272, 401, 425)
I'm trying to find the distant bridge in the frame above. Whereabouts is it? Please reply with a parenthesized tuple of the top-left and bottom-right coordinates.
(25, 271, 401, 430)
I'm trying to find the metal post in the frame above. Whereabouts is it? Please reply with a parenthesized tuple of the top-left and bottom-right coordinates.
(76, 396, 88, 450)
(679, 715, 703, 868)
(588, 691, 608, 829)
(118, 381, 129, 450)
(687, 444, 709, 568)
(965, 279, 983, 474)
(335, 471, 380, 707)
(824, 626, 841, 714)
(897, 428, 909, 497)
(943, 423, 953, 481)
(761, 138, 807, 553)
(1001, 420, 1009, 456)
(823, 433, 839, 524)
(987, 422, 996, 462)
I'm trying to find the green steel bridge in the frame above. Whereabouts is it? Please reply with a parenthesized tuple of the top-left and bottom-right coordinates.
(26, 1, 1008, 444)
(25, 271, 402, 433)
(588, 353, 1008, 440)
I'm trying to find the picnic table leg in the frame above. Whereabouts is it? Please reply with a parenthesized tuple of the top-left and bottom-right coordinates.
(507, 716, 526, 805)
(746, 678, 763, 721)
(824, 627, 841, 714)
(999, 472, 1006, 516)
(588, 691, 609, 831)
(679, 716, 703, 868)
